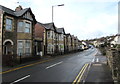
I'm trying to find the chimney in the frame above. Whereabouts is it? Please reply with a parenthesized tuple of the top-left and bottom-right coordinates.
(15, 5, 23, 11)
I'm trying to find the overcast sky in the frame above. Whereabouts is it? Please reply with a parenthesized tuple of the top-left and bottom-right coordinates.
(0, 0, 119, 40)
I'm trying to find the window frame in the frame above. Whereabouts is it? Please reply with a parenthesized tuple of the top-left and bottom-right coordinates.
(25, 40, 31, 54)
(25, 22, 31, 33)
(18, 21, 24, 32)
(47, 31, 50, 38)
(5, 17, 13, 31)
(17, 41, 24, 55)
(17, 40, 31, 55)
(17, 20, 31, 33)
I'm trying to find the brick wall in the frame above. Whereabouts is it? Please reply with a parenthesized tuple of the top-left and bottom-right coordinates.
(34, 23, 45, 55)
(35, 23, 45, 39)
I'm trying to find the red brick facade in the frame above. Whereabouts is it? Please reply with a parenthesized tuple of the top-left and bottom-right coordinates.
(34, 23, 46, 56)
(35, 23, 45, 39)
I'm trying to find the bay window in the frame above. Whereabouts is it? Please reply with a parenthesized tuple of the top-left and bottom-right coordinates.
(25, 22, 30, 33)
(25, 41, 31, 54)
(17, 40, 31, 55)
(18, 21, 24, 32)
(17, 20, 31, 33)
(17, 41, 24, 55)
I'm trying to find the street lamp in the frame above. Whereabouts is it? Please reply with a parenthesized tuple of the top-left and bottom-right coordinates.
(52, 4, 64, 22)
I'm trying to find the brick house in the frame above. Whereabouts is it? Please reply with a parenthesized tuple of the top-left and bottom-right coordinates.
(42, 22, 57, 55)
(56, 28, 65, 54)
(34, 22, 46, 57)
(0, 5, 36, 65)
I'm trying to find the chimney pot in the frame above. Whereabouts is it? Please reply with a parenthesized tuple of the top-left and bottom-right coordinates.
(15, 5, 23, 11)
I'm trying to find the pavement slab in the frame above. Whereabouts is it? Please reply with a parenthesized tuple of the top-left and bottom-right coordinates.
(84, 63, 114, 84)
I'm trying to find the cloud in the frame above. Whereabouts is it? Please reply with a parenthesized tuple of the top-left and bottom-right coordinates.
(71, 0, 119, 2)
(0, 0, 18, 9)
(0, 0, 118, 40)
(76, 13, 117, 40)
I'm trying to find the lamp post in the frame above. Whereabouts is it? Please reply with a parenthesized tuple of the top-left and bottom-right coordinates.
(52, 4, 64, 22)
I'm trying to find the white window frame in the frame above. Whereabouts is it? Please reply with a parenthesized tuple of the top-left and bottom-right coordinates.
(18, 21, 24, 32)
(17, 40, 31, 55)
(25, 22, 31, 33)
(17, 40, 24, 55)
(25, 40, 31, 54)
(17, 20, 31, 33)
(6, 18, 13, 31)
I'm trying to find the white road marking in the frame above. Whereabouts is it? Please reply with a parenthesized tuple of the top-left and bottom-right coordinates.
(91, 50, 98, 63)
(46, 61, 63, 69)
(96, 58, 99, 62)
(10, 75, 30, 84)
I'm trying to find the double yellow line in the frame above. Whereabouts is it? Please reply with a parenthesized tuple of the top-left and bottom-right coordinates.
(72, 63, 89, 84)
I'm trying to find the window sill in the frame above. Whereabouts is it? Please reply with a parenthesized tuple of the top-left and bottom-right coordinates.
(5, 30, 13, 32)
(17, 32, 31, 34)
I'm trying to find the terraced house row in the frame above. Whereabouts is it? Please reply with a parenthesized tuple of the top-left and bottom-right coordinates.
(0, 5, 83, 65)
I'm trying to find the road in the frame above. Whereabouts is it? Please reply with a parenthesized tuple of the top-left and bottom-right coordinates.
(2, 48, 98, 83)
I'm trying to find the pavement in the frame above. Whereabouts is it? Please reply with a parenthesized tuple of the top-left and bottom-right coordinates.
(83, 50, 114, 84)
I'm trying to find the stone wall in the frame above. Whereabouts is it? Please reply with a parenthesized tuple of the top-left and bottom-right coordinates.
(0, 10, 3, 84)
(0, 11, 3, 56)
(3, 15, 17, 55)
(106, 48, 120, 83)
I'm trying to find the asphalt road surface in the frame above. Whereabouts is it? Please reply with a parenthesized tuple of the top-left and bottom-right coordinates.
(2, 48, 98, 83)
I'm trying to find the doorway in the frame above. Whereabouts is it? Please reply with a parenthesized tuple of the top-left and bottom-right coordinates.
(4, 41, 13, 55)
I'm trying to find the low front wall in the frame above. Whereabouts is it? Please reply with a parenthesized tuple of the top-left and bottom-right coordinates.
(106, 48, 120, 82)
(0, 12, 3, 83)
(2, 53, 38, 66)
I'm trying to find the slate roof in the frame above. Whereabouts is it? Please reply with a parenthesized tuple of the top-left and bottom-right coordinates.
(56, 28, 65, 34)
(0, 5, 30, 17)
(66, 33, 71, 37)
(66, 33, 70, 35)
(0, 5, 15, 16)
(14, 8, 29, 16)
(42, 22, 56, 31)
(0, 5, 36, 23)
